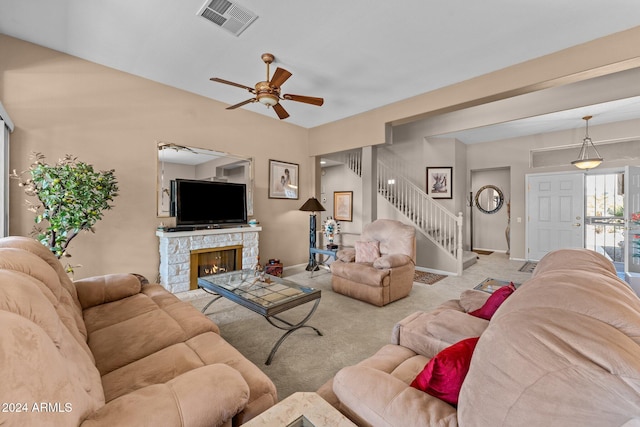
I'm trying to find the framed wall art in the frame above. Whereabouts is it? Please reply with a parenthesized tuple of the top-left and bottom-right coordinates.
(426, 167, 453, 199)
(334, 191, 353, 221)
(269, 159, 299, 199)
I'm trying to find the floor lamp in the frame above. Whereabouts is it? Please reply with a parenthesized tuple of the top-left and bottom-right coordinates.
(299, 197, 326, 271)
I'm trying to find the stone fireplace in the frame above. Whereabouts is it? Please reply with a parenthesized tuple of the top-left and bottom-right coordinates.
(156, 227, 261, 293)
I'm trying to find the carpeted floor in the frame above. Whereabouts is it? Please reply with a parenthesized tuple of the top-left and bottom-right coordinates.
(413, 270, 447, 285)
(181, 253, 535, 401)
(186, 271, 457, 400)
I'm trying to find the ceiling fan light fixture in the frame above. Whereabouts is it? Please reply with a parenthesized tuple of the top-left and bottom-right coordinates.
(571, 115, 603, 170)
(257, 93, 279, 106)
(210, 52, 323, 119)
(255, 81, 279, 106)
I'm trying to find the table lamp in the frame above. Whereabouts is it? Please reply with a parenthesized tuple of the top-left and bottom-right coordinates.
(299, 197, 326, 271)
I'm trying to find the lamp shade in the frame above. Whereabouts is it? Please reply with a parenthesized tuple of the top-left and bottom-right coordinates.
(572, 116, 603, 170)
(299, 197, 326, 212)
(572, 157, 603, 170)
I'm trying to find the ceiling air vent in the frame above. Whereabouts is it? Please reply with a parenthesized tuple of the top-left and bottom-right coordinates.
(197, 0, 258, 37)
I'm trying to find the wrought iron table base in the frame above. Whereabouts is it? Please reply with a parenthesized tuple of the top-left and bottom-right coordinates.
(264, 299, 322, 365)
(200, 289, 323, 365)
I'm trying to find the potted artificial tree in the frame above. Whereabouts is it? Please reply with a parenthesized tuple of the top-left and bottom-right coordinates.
(12, 153, 118, 269)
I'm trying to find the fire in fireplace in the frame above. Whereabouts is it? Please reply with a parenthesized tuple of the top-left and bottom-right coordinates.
(189, 245, 242, 290)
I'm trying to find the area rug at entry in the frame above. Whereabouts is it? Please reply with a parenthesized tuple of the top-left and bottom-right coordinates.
(473, 249, 493, 255)
(414, 271, 446, 285)
(518, 261, 538, 273)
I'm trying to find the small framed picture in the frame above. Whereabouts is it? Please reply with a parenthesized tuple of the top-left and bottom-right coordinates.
(269, 160, 299, 199)
(334, 191, 353, 221)
(426, 167, 453, 199)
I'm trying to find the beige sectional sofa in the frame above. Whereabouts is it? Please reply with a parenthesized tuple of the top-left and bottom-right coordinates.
(319, 248, 640, 426)
(0, 236, 277, 427)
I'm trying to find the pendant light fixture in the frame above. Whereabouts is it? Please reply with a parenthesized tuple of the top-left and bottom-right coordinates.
(571, 115, 603, 170)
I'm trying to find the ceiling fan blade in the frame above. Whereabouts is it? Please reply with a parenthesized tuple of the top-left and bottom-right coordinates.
(210, 77, 255, 93)
(226, 98, 257, 110)
(269, 67, 292, 88)
(273, 103, 290, 120)
(283, 94, 324, 106)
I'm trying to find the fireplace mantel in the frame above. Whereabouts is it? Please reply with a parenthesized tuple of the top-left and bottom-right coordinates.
(156, 226, 261, 293)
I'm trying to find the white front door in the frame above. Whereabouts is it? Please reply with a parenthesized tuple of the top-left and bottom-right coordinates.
(625, 166, 640, 276)
(527, 173, 584, 261)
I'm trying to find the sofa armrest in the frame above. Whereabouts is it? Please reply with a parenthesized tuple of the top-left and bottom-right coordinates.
(75, 273, 143, 309)
(459, 289, 491, 313)
(336, 248, 356, 263)
(373, 254, 412, 269)
(333, 366, 457, 427)
(81, 364, 250, 427)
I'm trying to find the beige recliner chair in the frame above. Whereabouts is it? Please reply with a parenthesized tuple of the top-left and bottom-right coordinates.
(330, 219, 416, 306)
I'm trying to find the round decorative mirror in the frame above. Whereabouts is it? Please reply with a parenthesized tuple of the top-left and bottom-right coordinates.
(475, 185, 504, 214)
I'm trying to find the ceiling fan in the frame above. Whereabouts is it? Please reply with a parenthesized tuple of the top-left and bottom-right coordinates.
(210, 53, 324, 120)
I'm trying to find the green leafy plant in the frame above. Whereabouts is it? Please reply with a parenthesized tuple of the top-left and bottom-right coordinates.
(12, 153, 119, 260)
(607, 205, 624, 217)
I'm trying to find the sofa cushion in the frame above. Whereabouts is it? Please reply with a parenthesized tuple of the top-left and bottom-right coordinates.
(469, 282, 516, 320)
(392, 308, 488, 358)
(88, 307, 190, 376)
(101, 342, 207, 402)
(82, 365, 250, 427)
(83, 293, 159, 334)
(458, 249, 640, 427)
(458, 289, 491, 313)
(336, 248, 356, 263)
(0, 247, 90, 349)
(0, 271, 105, 426)
(361, 219, 416, 261)
(185, 332, 278, 423)
(75, 274, 142, 309)
(531, 247, 617, 278)
(355, 240, 380, 263)
(411, 337, 479, 406)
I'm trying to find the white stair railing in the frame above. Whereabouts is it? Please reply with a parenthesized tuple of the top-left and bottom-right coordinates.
(324, 149, 362, 177)
(377, 158, 463, 275)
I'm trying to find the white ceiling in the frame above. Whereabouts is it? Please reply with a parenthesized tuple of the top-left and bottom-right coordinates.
(2, 0, 640, 140)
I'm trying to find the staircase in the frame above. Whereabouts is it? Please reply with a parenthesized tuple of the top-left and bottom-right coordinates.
(377, 158, 469, 275)
(331, 149, 473, 275)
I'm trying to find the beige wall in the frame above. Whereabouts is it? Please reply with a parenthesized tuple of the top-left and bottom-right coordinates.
(466, 118, 640, 260)
(0, 35, 311, 281)
(3, 25, 640, 277)
(379, 116, 640, 262)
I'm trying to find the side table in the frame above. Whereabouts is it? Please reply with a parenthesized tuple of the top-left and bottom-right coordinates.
(242, 392, 356, 427)
(308, 247, 338, 276)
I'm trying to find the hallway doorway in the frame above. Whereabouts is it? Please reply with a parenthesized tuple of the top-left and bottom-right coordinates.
(470, 168, 510, 253)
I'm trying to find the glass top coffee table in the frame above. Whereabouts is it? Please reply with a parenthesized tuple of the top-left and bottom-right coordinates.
(198, 269, 322, 365)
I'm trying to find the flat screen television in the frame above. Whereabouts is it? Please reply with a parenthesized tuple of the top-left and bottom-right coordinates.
(171, 179, 247, 227)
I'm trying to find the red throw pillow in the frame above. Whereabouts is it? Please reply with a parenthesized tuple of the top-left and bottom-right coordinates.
(469, 282, 516, 320)
(410, 337, 480, 406)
